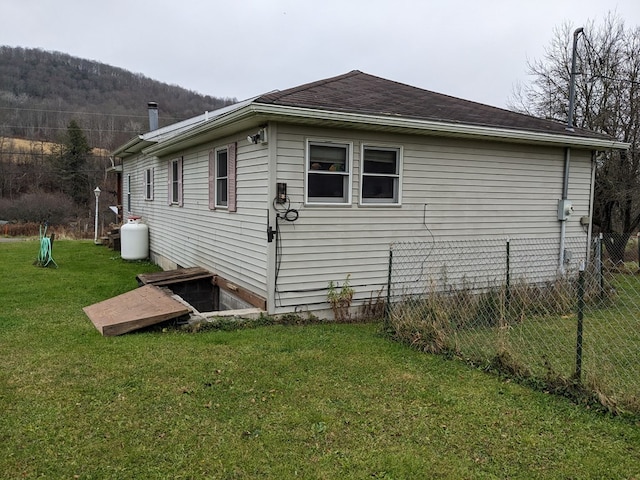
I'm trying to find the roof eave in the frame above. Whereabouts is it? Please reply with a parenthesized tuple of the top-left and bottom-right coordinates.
(142, 105, 264, 157)
(140, 102, 630, 157)
(251, 104, 630, 150)
(112, 97, 261, 158)
(111, 135, 156, 158)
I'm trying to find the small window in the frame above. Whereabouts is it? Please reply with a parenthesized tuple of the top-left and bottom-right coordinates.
(360, 146, 401, 205)
(168, 157, 183, 206)
(171, 161, 179, 203)
(126, 174, 132, 213)
(306, 141, 351, 204)
(215, 147, 228, 207)
(209, 143, 236, 212)
(144, 168, 154, 201)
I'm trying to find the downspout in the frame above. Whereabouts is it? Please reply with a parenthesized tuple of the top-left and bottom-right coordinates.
(559, 27, 584, 273)
(265, 121, 278, 315)
(559, 147, 570, 273)
(585, 151, 597, 264)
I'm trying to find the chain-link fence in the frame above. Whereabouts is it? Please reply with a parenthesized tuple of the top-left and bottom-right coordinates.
(387, 235, 640, 414)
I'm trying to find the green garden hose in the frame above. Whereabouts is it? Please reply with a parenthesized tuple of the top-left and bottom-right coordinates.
(36, 224, 57, 268)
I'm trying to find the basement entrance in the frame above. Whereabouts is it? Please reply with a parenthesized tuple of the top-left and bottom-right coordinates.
(136, 267, 267, 313)
(84, 267, 266, 336)
(136, 267, 218, 312)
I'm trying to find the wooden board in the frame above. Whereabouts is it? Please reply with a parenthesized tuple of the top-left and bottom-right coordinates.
(136, 267, 213, 287)
(136, 266, 267, 310)
(83, 285, 190, 336)
(213, 276, 267, 310)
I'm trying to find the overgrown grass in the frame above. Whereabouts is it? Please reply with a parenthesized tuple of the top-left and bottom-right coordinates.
(389, 271, 640, 416)
(0, 221, 95, 239)
(1, 241, 639, 479)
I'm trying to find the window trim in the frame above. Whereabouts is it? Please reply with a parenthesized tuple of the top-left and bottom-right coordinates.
(209, 143, 237, 212)
(144, 167, 154, 201)
(214, 146, 229, 209)
(359, 144, 403, 206)
(126, 174, 132, 213)
(305, 139, 353, 206)
(168, 157, 183, 206)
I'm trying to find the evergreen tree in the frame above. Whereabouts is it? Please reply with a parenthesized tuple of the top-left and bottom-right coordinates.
(51, 120, 92, 207)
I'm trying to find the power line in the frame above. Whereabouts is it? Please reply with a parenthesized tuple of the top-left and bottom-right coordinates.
(0, 152, 108, 157)
(580, 33, 640, 86)
(0, 170, 111, 175)
(1, 124, 140, 133)
(0, 105, 186, 121)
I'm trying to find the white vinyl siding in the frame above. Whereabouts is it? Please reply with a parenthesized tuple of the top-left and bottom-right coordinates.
(272, 124, 593, 314)
(120, 122, 593, 318)
(121, 136, 269, 300)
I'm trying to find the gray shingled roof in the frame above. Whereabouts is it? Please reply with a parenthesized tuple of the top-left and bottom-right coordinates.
(254, 70, 612, 141)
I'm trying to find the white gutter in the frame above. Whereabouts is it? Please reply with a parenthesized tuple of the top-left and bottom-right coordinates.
(144, 102, 630, 156)
(586, 151, 597, 264)
(111, 97, 261, 158)
(250, 104, 631, 150)
(558, 147, 571, 274)
(111, 135, 145, 157)
(143, 105, 259, 156)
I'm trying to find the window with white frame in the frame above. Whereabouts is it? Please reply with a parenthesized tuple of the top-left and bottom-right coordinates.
(144, 167, 154, 201)
(209, 143, 237, 212)
(169, 157, 183, 206)
(360, 146, 402, 204)
(306, 141, 351, 204)
(215, 147, 228, 207)
(126, 174, 131, 213)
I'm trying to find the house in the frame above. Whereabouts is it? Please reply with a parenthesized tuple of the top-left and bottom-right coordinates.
(110, 70, 627, 318)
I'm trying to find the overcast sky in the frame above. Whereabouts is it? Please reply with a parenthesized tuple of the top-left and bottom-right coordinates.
(2, 0, 639, 109)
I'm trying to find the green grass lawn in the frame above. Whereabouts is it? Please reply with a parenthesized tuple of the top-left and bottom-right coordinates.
(440, 273, 640, 413)
(1, 240, 639, 479)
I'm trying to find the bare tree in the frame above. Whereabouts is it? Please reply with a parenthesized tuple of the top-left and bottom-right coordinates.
(510, 14, 640, 264)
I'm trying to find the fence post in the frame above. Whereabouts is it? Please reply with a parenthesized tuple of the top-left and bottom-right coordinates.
(637, 232, 640, 272)
(385, 246, 393, 329)
(505, 238, 511, 313)
(598, 233, 604, 299)
(575, 263, 585, 381)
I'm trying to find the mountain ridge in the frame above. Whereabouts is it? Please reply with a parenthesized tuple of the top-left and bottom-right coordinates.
(0, 45, 236, 150)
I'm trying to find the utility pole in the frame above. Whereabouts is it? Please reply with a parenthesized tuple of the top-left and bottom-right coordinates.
(566, 27, 584, 131)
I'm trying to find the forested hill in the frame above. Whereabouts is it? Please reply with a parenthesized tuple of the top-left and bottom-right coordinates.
(0, 46, 236, 150)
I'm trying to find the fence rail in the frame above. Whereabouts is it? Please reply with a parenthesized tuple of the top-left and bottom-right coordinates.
(387, 235, 639, 414)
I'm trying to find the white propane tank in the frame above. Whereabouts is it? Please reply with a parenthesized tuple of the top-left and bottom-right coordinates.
(120, 216, 149, 260)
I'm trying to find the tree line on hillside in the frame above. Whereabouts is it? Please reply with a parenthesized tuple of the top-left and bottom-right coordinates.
(0, 46, 236, 150)
(0, 121, 115, 230)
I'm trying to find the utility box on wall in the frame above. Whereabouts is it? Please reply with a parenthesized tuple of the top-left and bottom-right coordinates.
(557, 199, 573, 221)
